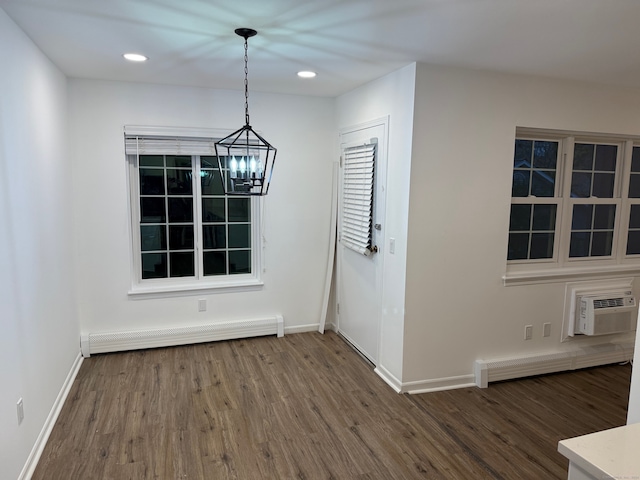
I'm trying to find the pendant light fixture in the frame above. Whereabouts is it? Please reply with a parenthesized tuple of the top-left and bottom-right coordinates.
(215, 28, 276, 196)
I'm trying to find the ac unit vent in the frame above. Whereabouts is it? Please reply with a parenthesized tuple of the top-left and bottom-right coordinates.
(578, 293, 637, 336)
(593, 298, 625, 309)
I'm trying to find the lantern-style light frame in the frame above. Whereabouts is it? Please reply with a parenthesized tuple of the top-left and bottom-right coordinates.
(215, 28, 276, 196)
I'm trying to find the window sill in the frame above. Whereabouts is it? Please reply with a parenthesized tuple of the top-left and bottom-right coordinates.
(128, 278, 264, 299)
(503, 264, 640, 286)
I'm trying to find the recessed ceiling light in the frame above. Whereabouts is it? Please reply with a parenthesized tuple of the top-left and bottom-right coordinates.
(123, 53, 148, 62)
(297, 71, 316, 79)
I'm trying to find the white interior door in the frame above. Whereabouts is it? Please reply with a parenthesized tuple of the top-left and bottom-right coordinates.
(337, 120, 387, 365)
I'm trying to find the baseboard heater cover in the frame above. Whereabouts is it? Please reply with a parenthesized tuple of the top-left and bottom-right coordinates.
(81, 315, 284, 357)
(474, 342, 633, 388)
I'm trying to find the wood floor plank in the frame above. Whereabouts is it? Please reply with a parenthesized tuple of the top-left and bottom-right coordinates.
(32, 331, 631, 479)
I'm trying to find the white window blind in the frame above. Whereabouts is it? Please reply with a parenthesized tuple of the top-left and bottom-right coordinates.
(124, 125, 227, 155)
(342, 141, 377, 255)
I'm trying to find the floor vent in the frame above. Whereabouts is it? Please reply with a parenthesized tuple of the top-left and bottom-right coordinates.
(474, 342, 633, 388)
(80, 315, 284, 357)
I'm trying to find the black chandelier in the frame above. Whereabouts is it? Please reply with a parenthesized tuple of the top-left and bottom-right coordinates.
(215, 28, 276, 196)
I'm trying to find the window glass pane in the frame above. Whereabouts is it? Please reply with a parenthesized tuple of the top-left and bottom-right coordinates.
(629, 175, 640, 198)
(203, 225, 226, 249)
(201, 170, 224, 195)
(169, 252, 194, 277)
(530, 233, 554, 259)
(140, 168, 165, 195)
(169, 225, 194, 250)
(139, 155, 164, 167)
(532, 204, 556, 231)
(630, 205, 640, 229)
(167, 169, 192, 195)
(571, 172, 592, 198)
(168, 198, 193, 223)
(142, 253, 167, 279)
(202, 198, 226, 222)
(632, 147, 640, 172)
(201, 156, 218, 169)
(140, 197, 166, 223)
(512, 170, 531, 197)
(228, 198, 250, 222)
(203, 251, 226, 276)
(591, 231, 614, 256)
(229, 250, 251, 274)
(592, 173, 615, 198)
(509, 204, 531, 231)
(531, 171, 555, 197)
(573, 144, 594, 170)
(166, 155, 191, 168)
(514, 139, 533, 167)
(569, 232, 591, 257)
(140, 225, 166, 251)
(593, 205, 616, 230)
(532, 141, 558, 169)
(627, 231, 640, 255)
(571, 204, 593, 230)
(229, 224, 251, 249)
(507, 233, 529, 260)
(594, 145, 617, 171)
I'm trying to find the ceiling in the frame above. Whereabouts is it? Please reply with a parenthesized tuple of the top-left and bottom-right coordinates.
(3, 0, 640, 97)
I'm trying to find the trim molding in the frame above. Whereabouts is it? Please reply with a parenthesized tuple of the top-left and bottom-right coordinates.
(403, 374, 477, 394)
(375, 365, 402, 393)
(19, 352, 83, 480)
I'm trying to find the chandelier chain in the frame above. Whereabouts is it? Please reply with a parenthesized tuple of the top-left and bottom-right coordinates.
(244, 36, 250, 126)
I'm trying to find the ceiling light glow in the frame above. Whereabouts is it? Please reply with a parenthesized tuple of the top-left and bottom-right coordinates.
(123, 53, 148, 62)
(297, 71, 317, 78)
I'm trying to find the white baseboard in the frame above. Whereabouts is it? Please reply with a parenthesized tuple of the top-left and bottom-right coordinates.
(404, 374, 477, 394)
(19, 352, 83, 480)
(81, 315, 284, 356)
(375, 365, 402, 393)
(284, 323, 323, 334)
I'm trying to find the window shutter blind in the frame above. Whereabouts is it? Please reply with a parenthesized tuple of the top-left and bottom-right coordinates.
(124, 135, 219, 156)
(342, 141, 377, 255)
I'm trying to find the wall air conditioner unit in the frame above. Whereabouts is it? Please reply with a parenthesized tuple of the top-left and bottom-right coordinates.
(578, 292, 637, 336)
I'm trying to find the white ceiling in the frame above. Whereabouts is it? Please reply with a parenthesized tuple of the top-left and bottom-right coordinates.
(3, 0, 640, 97)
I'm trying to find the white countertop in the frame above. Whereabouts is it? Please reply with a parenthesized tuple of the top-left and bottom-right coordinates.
(558, 423, 640, 479)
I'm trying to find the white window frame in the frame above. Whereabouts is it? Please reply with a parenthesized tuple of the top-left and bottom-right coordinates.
(125, 126, 263, 297)
(505, 129, 640, 286)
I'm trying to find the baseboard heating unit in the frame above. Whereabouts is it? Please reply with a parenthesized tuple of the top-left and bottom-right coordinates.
(80, 315, 284, 357)
(474, 342, 633, 388)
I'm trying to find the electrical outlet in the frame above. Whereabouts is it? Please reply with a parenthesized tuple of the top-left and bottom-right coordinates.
(17, 398, 24, 425)
(198, 299, 207, 312)
(524, 325, 533, 340)
(543, 322, 551, 337)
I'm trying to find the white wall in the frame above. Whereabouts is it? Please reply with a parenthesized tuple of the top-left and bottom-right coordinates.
(629, 322, 640, 423)
(69, 79, 335, 337)
(336, 64, 417, 382)
(404, 63, 640, 387)
(0, 9, 80, 479)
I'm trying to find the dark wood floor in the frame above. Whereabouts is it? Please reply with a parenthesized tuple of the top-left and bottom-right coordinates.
(33, 331, 631, 479)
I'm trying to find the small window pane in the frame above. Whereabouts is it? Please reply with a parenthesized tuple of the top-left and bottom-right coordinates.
(573, 144, 594, 170)
(514, 140, 533, 167)
(170, 252, 194, 277)
(201, 156, 219, 170)
(168, 198, 193, 223)
(571, 204, 593, 230)
(509, 204, 531, 231)
(592, 173, 615, 198)
(532, 141, 558, 169)
(594, 145, 617, 171)
(630, 205, 640, 229)
(140, 225, 166, 251)
(140, 169, 165, 195)
(229, 224, 251, 249)
(512, 170, 531, 197)
(532, 204, 556, 231)
(628, 175, 640, 198)
(229, 250, 251, 274)
(139, 155, 164, 167)
(531, 171, 555, 197)
(204, 251, 226, 276)
(569, 232, 591, 257)
(202, 198, 226, 222)
(140, 197, 166, 223)
(201, 170, 224, 195)
(593, 205, 616, 230)
(167, 169, 192, 195)
(166, 155, 191, 168)
(632, 147, 640, 172)
(507, 233, 529, 260)
(591, 231, 613, 257)
(142, 253, 167, 279)
(203, 225, 226, 249)
(169, 225, 194, 250)
(228, 198, 250, 222)
(530, 233, 554, 259)
(571, 172, 592, 198)
(627, 231, 640, 255)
